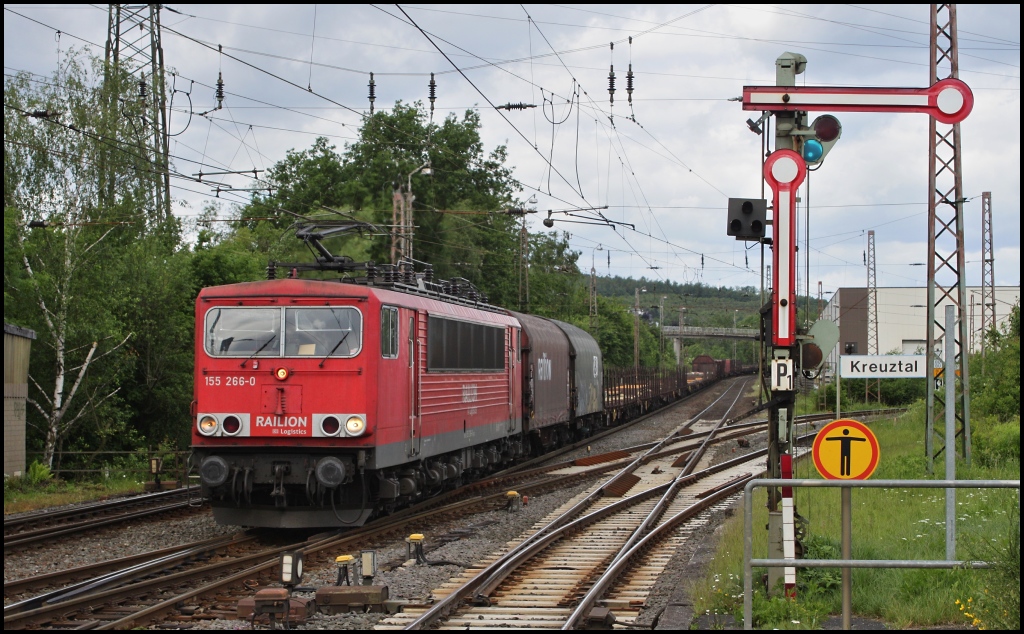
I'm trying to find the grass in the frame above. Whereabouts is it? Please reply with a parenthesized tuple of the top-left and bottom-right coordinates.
(690, 402, 1020, 629)
(4, 467, 147, 514)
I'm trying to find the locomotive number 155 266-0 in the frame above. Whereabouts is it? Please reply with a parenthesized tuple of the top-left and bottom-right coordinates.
(204, 376, 256, 387)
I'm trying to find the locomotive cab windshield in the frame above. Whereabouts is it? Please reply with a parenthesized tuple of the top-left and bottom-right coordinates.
(205, 306, 362, 358)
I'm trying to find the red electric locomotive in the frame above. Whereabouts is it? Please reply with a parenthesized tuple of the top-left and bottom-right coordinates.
(192, 274, 525, 527)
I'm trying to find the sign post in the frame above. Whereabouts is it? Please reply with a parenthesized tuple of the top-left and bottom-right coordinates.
(813, 419, 880, 631)
(837, 354, 927, 421)
(943, 305, 957, 560)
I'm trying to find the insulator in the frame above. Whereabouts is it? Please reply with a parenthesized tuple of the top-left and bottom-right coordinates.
(215, 72, 225, 109)
(138, 74, 148, 102)
(626, 64, 634, 104)
(608, 65, 615, 104)
(368, 72, 376, 114)
(428, 73, 436, 113)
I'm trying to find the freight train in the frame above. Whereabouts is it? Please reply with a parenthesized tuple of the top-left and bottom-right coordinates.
(190, 225, 746, 528)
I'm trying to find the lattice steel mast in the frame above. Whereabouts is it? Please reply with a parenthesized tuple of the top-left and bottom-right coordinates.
(980, 191, 994, 360)
(105, 4, 170, 220)
(866, 230, 880, 402)
(925, 4, 971, 470)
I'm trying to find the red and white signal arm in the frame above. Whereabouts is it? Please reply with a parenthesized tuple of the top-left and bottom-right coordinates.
(743, 78, 973, 125)
(763, 150, 805, 347)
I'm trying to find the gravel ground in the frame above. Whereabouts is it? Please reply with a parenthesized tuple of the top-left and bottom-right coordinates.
(3, 511, 237, 593)
(3, 379, 751, 629)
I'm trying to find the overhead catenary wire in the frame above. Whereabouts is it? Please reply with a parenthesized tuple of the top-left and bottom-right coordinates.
(8, 5, 1014, 295)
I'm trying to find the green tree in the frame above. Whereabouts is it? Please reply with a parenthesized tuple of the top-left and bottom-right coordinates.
(4, 49, 192, 463)
(971, 303, 1020, 421)
(117, 232, 196, 446)
(4, 52, 145, 465)
(236, 103, 522, 302)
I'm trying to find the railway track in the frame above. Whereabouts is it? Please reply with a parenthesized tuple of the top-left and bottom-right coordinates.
(376, 394, 902, 629)
(3, 488, 205, 550)
(3, 377, 903, 629)
(2, 380, 747, 628)
(377, 379, 754, 629)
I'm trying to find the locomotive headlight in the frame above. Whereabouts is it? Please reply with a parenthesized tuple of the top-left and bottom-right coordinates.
(198, 415, 219, 436)
(345, 415, 366, 436)
(274, 367, 290, 381)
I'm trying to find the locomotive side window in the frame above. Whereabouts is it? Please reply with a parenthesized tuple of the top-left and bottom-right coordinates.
(381, 306, 399, 359)
(427, 316, 504, 372)
(205, 308, 281, 357)
(285, 307, 362, 357)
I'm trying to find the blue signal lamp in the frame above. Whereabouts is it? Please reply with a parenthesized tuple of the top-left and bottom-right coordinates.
(794, 114, 841, 166)
(802, 139, 824, 163)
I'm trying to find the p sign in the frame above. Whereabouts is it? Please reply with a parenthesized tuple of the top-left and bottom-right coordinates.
(771, 358, 794, 391)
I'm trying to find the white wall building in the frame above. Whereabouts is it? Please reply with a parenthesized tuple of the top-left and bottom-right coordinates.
(819, 286, 1020, 374)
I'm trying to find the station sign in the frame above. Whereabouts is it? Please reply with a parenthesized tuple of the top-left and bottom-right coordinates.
(840, 355, 927, 379)
(812, 419, 880, 480)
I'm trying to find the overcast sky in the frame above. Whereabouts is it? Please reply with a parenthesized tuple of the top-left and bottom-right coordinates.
(4, 4, 1020, 304)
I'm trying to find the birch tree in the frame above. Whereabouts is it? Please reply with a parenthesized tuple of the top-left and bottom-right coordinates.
(4, 50, 156, 466)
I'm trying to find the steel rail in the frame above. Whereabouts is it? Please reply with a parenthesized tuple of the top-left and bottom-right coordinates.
(3, 500, 200, 550)
(563, 473, 757, 629)
(3, 534, 245, 599)
(401, 381, 759, 629)
(3, 533, 252, 616)
(3, 488, 191, 532)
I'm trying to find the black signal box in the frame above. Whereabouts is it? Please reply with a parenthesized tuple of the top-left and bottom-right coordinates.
(727, 198, 767, 240)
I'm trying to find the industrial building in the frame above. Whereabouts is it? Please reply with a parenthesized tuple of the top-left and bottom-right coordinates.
(818, 286, 1020, 375)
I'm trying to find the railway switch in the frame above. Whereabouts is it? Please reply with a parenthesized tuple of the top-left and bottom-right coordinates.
(239, 588, 315, 627)
(315, 584, 390, 615)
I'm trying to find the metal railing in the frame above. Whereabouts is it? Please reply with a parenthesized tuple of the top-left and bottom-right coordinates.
(24, 450, 191, 483)
(743, 478, 1020, 630)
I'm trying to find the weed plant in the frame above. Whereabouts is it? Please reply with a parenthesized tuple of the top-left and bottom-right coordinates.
(4, 460, 145, 513)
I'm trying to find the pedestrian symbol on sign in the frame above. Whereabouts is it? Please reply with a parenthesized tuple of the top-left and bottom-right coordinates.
(825, 429, 866, 476)
(812, 419, 880, 480)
